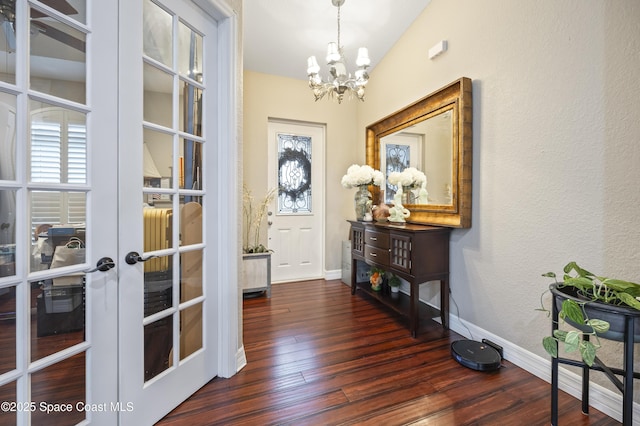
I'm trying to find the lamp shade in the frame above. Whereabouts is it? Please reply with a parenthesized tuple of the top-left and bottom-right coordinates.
(326, 42, 341, 63)
(356, 47, 370, 67)
(307, 56, 320, 75)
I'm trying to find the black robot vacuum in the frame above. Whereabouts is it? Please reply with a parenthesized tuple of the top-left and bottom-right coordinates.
(451, 339, 502, 371)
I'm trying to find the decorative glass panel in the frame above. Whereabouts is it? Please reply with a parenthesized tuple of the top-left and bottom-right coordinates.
(178, 21, 203, 80)
(143, 0, 172, 66)
(30, 8, 86, 104)
(30, 279, 85, 362)
(277, 134, 312, 214)
(143, 129, 172, 191)
(0, 189, 16, 277)
(144, 316, 172, 381)
(385, 144, 410, 203)
(143, 63, 173, 128)
(30, 102, 87, 185)
(29, 190, 86, 272)
(0, 286, 16, 373)
(180, 82, 202, 136)
(180, 138, 202, 190)
(0, 93, 16, 177)
(180, 302, 202, 360)
(143, 256, 172, 317)
(31, 353, 86, 425)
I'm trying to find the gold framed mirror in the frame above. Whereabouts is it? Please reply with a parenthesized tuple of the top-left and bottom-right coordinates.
(366, 77, 472, 228)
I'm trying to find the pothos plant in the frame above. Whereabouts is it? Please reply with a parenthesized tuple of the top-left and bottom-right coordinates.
(242, 185, 277, 254)
(539, 261, 640, 366)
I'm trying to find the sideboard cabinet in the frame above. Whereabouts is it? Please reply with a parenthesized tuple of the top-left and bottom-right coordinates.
(349, 221, 451, 337)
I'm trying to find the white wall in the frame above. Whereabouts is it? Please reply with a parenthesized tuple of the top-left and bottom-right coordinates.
(358, 0, 640, 397)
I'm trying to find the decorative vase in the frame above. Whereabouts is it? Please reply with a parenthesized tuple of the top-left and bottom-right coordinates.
(390, 285, 399, 293)
(354, 185, 372, 221)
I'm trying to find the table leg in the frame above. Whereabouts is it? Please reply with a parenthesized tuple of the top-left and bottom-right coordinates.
(410, 281, 418, 337)
(440, 277, 449, 329)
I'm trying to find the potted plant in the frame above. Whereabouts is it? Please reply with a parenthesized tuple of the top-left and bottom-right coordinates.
(242, 185, 277, 295)
(539, 261, 640, 366)
(388, 274, 401, 294)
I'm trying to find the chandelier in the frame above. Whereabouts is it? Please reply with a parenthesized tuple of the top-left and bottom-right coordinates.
(306, 0, 370, 103)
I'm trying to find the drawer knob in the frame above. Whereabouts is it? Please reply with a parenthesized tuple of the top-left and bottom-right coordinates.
(370, 237, 377, 241)
(370, 253, 377, 257)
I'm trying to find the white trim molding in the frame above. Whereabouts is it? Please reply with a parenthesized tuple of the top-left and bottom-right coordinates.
(445, 311, 638, 423)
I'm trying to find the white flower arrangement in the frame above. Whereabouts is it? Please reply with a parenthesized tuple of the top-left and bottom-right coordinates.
(341, 164, 385, 188)
(387, 167, 427, 189)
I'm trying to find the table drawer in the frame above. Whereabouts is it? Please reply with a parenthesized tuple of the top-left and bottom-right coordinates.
(364, 245, 389, 266)
(364, 229, 389, 249)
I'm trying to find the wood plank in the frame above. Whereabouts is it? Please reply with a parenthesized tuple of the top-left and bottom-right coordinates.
(158, 279, 619, 425)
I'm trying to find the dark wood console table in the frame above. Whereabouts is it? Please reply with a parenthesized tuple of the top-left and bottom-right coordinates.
(349, 220, 451, 337)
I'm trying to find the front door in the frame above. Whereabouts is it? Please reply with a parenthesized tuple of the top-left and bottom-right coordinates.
(267, 120, 325, 283)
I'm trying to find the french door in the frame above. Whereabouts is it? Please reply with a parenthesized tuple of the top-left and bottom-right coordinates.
(0, 0, 119, 424)
(118, 0, 231, 424)
(0, 0, 239, 424)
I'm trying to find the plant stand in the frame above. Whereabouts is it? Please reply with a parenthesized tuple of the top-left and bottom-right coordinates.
(550, 284, 640, 425)
(242, 253, 271, 297)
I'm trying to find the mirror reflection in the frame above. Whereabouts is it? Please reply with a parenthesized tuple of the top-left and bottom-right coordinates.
(366, 77, 472, 228)
(381, 109, 453, 205)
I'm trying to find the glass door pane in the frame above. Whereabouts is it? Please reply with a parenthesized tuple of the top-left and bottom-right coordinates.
(141, 0, 204, 383)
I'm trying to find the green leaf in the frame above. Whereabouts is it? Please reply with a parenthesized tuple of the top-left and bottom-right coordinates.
(542, 336, 558, 358)
(617, 292, 640, 310)
(553, 329, 568, 341)
(580, 340, 597, 366)
(562, 299, 585, 324)
(542, 272, 556, 278)
(563, 277, 595, 291)
(564, 262, 594, 278)
(586, 319, 610, 334)
(564, 331, 581, 353)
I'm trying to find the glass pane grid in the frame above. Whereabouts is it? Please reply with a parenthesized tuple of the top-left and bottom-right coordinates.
(141, 0, 205, 385)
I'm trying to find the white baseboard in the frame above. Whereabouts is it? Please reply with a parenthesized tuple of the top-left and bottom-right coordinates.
(445, 310, 637, 423)
(236, 346, 247, 373)
(325, 269, 342, 281)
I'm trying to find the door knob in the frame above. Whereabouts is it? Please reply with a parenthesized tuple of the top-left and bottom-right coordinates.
(125, 251, 158, 265)
(85, 257, 115, 273)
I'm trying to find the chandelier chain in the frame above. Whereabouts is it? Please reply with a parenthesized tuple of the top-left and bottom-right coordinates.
(336, 4, 341, 48)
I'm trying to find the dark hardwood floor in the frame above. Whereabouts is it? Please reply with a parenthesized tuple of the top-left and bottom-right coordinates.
(158, 279, 619, 425)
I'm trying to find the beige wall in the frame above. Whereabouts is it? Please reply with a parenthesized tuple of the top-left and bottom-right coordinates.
(359, 0, 640, 396)
(242, 0, 640, 397)
(243, 71, 359, 272)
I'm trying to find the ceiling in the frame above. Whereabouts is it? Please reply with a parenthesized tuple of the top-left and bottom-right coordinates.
(243, 0, 432, 81)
